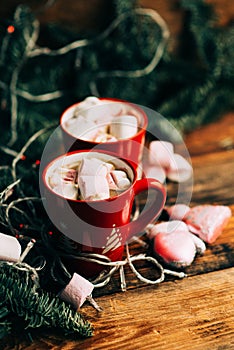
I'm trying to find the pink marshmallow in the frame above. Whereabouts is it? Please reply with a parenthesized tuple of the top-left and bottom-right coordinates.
(166, 204, 191, 220)
(184, 205, 232, 243)
(153, 230, 196, 267)
(167, 154, 193, 182)
(59, 273, 94, 310)
(148, 141, 174, 169)
(78, 175, 110, 200)
(147, 220, 189, 239)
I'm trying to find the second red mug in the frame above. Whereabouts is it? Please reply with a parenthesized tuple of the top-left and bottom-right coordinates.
(41, 150, 166, 277)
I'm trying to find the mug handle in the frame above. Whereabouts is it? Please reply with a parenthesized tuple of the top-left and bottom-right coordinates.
(127, 178, 166, 241)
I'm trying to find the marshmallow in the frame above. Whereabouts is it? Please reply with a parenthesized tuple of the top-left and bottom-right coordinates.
(53, 182, 78, 200)
(106, 173, 118, 190)
(166, 204, 191, 220)
(66, 115, 98, 139)
(167, 154, 193, 182)
(59, 272, 94, 310)
(49, 168, 77, 192)
(189, 233, 206, 254)
(60, 168, 77, 183)
(78, 175, 110, 200)
(79, 158, 108, 177)
(93, 133, 118, 143)
(148, 141, 174, 169)
(153, 230, 197, 267)
(143, 164, 166, 184)
(111, 170, 131, 191)
(147, 220, 189, 239)
(74, 96, 101, 115)
(184, 205, 232, 243)
(49, 170, 62, 188)
(85, 102, 122, 125)
(0, 232, 21, 262)
(110, 115, 138, 139)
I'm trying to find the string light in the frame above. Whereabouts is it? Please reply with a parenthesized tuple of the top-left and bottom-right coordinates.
(7, 25, 15, 34)
(0, 7, 169, 147)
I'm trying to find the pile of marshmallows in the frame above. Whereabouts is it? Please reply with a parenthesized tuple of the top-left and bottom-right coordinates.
(143, 140, 231, 268)
(142, 140, 193, 184)
(64, 96, 139, 142)
(147, 203, 232, 268)
(49, 157, 131, 201)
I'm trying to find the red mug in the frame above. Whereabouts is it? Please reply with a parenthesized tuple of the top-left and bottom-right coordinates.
(60, 97, 148, 176)
(42, 150, 166, 278)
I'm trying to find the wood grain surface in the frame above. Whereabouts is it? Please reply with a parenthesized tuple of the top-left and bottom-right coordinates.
(1, 113, 233, 350)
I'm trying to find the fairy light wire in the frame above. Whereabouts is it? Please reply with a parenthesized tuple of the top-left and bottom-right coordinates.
(0, 7, 173, 293)
(0, 7, 170, 146)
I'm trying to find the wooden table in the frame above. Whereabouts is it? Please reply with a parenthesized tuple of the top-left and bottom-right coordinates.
(2, 112, 234, 349)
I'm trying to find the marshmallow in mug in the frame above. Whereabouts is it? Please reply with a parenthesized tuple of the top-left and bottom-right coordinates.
(48, 156, 131, 201)
(63, 96, 139, 141)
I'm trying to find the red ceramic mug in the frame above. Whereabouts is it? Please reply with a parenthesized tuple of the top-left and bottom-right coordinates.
(42, 150, 166, 278)
(60, 97, 148, 176)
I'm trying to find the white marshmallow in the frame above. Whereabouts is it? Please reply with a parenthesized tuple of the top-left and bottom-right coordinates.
(143, 164, 166, 184)
(106, 173, 117, 190)
(0, 232, 21, 262)
(110, 115, 138, 139)
(74, 96, 101, 115)
(166, 204, 191, 220)
(148, 141, 174, 169)
(167, 154, 193, 182)
(189, 233, 206, 254)
(66, 115, 98, 139)
(79, 158, 108, 177)
(111, 170, 131, 190)
(53, 182, 78, 200)
(49, 170, 62, 188)
(59, 272, 94, 310)
(78, 175, 110, 200)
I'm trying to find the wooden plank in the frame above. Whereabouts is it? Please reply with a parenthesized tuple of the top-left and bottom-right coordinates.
(3, 267, 234, 350)
(184, 113, 234, 157)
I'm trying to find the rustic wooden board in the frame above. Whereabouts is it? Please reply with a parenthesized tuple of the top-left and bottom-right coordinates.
(1, 112, 234, 349)
(3, 267, 234, 350)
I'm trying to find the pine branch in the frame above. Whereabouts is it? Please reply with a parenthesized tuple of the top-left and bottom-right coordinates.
(0, 262, 93, 339)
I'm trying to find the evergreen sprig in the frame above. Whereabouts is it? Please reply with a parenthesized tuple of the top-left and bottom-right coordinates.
(0, 261, 93, 339)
